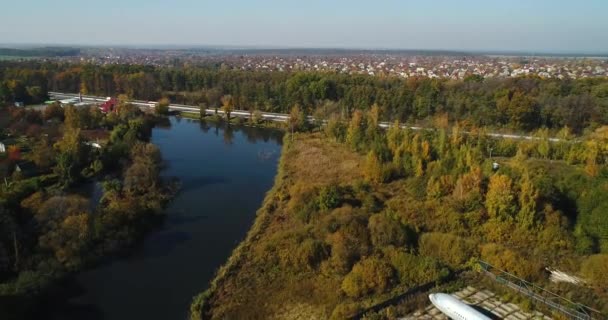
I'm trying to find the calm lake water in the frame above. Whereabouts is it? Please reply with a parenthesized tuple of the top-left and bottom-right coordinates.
(47, 117, 283, 320)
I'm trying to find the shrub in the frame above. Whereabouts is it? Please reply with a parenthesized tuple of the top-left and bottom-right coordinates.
(317, 184, 342, 211)
(233, 116, 244, 125)
(481, 243, 543, 281)
(368, 213, 414, 248)
(580, 254, 608, 288)
(251, 110, 263, 125)
(330, 303, 360, 320)
(386, 248, 449, 286)
(341, 256, 395, 298)
(419, 232, 476, 268)
(294, 239, 330, 270)
(361, 193, 383, 213)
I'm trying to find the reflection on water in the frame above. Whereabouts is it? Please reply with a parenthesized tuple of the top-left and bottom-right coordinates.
(156, 117, 284, 146)
(46, 117, 283, 320)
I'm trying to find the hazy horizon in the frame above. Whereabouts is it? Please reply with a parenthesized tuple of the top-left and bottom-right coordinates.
(2, 43, 608, 55)
(1, 0, 607, 54)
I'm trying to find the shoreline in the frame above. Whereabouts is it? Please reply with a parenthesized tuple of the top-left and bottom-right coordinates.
(189, 135, 290, 320)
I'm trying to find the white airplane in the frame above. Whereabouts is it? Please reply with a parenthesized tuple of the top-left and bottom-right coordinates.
(429, 293, 492, 320)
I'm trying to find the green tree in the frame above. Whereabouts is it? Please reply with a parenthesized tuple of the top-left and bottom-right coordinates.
(55, 152, 78, 187)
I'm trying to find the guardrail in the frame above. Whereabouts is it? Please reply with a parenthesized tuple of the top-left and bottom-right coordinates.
(478, 261, 602, 320)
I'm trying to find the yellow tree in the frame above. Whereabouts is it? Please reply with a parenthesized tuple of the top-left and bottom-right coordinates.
(535, 128, 550, 159)
(584, 140, 599, 177)
(517, 172, 539, 229)
(410, 134, 421, 156)
(452, 167, 483, 201)
(221, 95, 234, 120)
(387, 120, 403, 155)
(54, 128, 85, 186)
(414, 158, 424, 177)
(421, 140, 431, 161)
(64, 105, 81, 130)
(346, 110, 365, 150)
(555, 126, 573, 159)
(341, 257, 395, 298)
(364, 151, 385, 184)
(451, 122, 463, 146)
(485, 174, 515, 220)
(287, 104, 305, 141)
(366, 103, 381, 138)
(155, 97, 170, 115)
(580, 254, 608, 288)
(434, 112, 449, 129)
(117, 94, 130, 107)
(80, 80, 88, 95)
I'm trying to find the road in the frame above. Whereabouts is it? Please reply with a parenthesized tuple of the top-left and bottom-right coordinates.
(48, 92, 567, 143)
(49, 92, 292, 122)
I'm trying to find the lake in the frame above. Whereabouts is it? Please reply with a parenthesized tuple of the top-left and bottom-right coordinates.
(47, 117, 283, 320)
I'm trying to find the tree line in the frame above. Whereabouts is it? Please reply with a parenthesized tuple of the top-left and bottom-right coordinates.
(1, 61, 608, 133)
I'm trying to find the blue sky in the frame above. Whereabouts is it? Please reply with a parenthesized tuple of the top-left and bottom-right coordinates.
(1, 0, 607, 52)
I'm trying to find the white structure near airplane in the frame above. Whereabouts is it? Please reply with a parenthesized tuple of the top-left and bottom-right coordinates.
(429, 293, 492, 320)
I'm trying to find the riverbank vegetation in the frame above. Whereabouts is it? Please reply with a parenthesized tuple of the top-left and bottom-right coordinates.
(178, 110, 285, 130)
(0, 101, 173, 319)
(192, 107, 608, 319)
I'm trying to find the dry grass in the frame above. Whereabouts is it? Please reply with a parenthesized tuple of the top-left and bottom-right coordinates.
(283, 133, 364, 187)
(201, 133, 365, 320)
